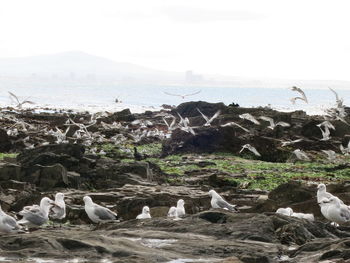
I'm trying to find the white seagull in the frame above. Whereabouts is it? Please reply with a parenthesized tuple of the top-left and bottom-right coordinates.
(281, 138, 303, 147)
(276, 207, 293, 216)
(319, 125, 331, 141)
(196, 108, 221, 126)
(239, 144, 261, 157)
(176, 199, 186, 217)
(163, 90, 201, 99)
(322, 150, 337, 161)
(208, 190, 238, 212)
(83, 196, 118, 224)
(50, 193, 66, 220)
(292, 149, 310, 161)
(18, 197, 53, 228)
(136, 206, 151, 219)
(259, 116, 290, 130)
(322, 197, 350, 225)
(340, 140, 350, 155)
(0, 204, 22, 233)
(220, 122, 249, 133)
(317, 183, 344, 204)
(167, 206, 178, 218)
(290, 86, 308, 104)
(239, 113, 260, 125)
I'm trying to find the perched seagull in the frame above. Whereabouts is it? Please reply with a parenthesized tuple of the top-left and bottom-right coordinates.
(281, 138, 303, 147)
(259, 116, 290, 130)
(292, 149, 310, 161)
(220, 122, 249, 133)
(167, 206, 178, 218)
(318, 197, 332, 222)
(8, 91, 35, 108)
(239, 113, 260, 125)
(50, 193, 66, 220)
(163, 90, 201, 99)
(340, 141, 350, 155)
(83, 196, 118, 224)
(136, 206, 151, 219)
(322, 150, 337, 161)
(196, 108, 221, 126)
(322, 197, 350, 225)
(18, 197, 53, 228)
(276, 207, 293, 216)
(290, 86, 308, 104)
(319, 125, 331, 141)
(317, 183, 344, 204)
(0, 204, 22, 233)
(208, 190, 238, 212)
(239, 144, 261, 157)
(176, 199, 186, 217)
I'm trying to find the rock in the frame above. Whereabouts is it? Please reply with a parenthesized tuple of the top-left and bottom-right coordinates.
(0, 128, 11, 152)
(172, 101, 228, 117)
(106, 108, 135, 122)
(0, 162, 21, 181)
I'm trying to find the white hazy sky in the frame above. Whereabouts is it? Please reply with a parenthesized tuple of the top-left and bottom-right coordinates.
(0, 0, 349, 81)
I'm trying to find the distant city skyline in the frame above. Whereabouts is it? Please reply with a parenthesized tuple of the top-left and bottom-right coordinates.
(0, 0, 350, 81)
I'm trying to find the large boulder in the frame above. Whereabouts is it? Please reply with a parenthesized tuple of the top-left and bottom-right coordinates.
(0, 128, 11, 152)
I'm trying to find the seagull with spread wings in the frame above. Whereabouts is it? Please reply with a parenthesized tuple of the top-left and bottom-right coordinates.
(8, 91, 35, 108)
(290, 86, 308, 104)
(259, 116, 291, 130)
(239, 144, 261, 157)
(163, 90, 201, 99)
(196, 108, 221, 126)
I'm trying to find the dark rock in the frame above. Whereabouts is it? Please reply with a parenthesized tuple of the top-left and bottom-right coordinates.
(106, 108, 135, 122)
(0, 163, 21, 181)
(172, 101, 228, 117)
(0, 128, 11, 152)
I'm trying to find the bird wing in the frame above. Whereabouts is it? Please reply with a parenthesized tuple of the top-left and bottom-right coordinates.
(259, 116, 274, 126)
(340, 206, 350, 221)
(8, 91, 20, 104)
(162, 117, 170, 128)
(208, 110, 221, 124)
(196, 108, 209, 122)
(216, 199, 238, 212)
(163, 91, 182, 97)
(3, 215, 19, 230)
(21, 210, 47, 226)
(248, 146, 261, 157)
(328, 87, 341, 102)
(276, 121, 291, 127)
(184, 90, 201, 97)
(94, 205, 117, 220)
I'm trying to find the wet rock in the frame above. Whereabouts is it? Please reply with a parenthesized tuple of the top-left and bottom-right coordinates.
(0, 128, 12, 152)
(0, 162, 21, 181)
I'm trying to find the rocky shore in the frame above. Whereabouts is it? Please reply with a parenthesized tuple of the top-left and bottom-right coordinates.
(0, 101, 350, 263)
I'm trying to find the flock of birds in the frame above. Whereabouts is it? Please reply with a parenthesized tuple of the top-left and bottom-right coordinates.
(1, 184, 348, 233)
(0, 189, 236, 233)
(276, 183, 350, 225)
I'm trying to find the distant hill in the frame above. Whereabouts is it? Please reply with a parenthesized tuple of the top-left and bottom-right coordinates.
(0, 51, 180, 81)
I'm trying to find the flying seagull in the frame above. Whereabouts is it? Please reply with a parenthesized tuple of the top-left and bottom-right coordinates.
(259, 116, 291, 130)
(208, 190, 238, 212)
(177, 113, 196, 135)
(163, 90, 201, 99)
(292, 149, 310, 161)
(83, 196, 118, 224)
(196, 108, 221, 126)
(290, 86, 308, 104)
(317, 121, 335, 131)
(8, 91, 35, 108)
(319, 125, 331, 141)
(239, 144, 261, 157)
(329, 87, 344, 108)
(239, 113, 260, 125)
(280, 138, 303, 147)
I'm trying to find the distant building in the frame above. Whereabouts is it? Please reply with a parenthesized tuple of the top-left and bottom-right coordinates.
(185, 70, 203, 83)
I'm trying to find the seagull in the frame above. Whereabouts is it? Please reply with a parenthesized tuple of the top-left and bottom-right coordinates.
(8, 91, 35, 108)
(317, 121, 335, 131)
(177, 113, 196, 135)
(83, 196, 118, 224)
(322, 197, 350, 225)
(292, 149, 310, 161)
(340, 140, 350, 155)
(50, 193, 66, 221)
(290, 86, 308, 104)
(163, 115, 177, 131)
(319, 125, 331, 141)
(163, 90, 201, 99)
(239, 144, 261, 157)
(176, 199, 186, 217)
(196, 108, 221, 126)
(167, 206, 178, 218)
(0, 204, 22, 233)
(208, 190, 238, 212)
(239, 113, 260, 125)
(18, 197, 53, 228)
(276, 207, 293, 216)
(136, 206, 151, 219)
(220, 122, 249, 133)
(329, 87, 344, 108)
(281, 138, 303, 147)
(322, 150, 337, 161)
(259, 116, 290, 130)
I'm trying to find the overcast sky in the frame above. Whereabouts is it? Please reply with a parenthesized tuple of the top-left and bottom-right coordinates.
(0, 0, 349, 81)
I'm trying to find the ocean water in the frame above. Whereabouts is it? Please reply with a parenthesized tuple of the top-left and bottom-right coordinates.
(0, 84, 349, 115)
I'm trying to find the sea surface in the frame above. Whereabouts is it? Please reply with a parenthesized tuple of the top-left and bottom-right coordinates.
(0, 84, 349, 115)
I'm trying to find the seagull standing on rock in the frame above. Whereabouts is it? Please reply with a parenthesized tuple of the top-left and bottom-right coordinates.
(276, 207, 293, 216)
(317, 183, 344, 204)
(167, 206, 178, 218)
(176, 199, 186, 217)
(18, 197, 53, 228)
(0, 204, 22, 233)
(50, 193, 66, 221)
(136, 206, 151, 219)
(208, 190, 238, 212)
(321, 197, 350, 225)
(83, 196, 118, 224)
